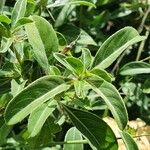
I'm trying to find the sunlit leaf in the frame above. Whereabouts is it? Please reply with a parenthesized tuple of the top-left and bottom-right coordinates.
(120, 131, 138, 150)
(5, 76, 70, 125)
(120, 62, 150, 75)
(28, 100, 57, 137)
(11, 0, 27, 27)
(93, 27, 146, 69)
(25, 15, 58, 73)
(90, 68, 112, 82)
(81, 48, 93, 69)
(65, 57, 84, 75)
(63, 127, 83, 150)
(0, 15, 11, 24)
(86, 75, 128, 130)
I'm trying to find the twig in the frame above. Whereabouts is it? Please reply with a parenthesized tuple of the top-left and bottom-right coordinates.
(136, 30, 149, 61)
(12, 44, 22, 65)
(138, 6, 150, 34)
(44, 134, 150, 146)
(61, 33, 81, 54)
(117, 134, 150, 140)
(111, 50, 128, 74)
(140, 56, 150, 62)
(46, 8, 56, 22)
(1, 134, 150, 149)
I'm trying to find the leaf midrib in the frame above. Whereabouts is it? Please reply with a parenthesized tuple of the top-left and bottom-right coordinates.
(64, 106, 101, 149)
(7, 84, 70, 125)
(12, 0, 26, 26)
(86, 81, 123, 130)
(29, 100, 56, 137)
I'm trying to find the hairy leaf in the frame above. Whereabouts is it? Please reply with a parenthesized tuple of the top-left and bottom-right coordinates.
(63, 105, 118, 150)
(86, 75, 128, 130)
(28, 100, 57, 137)
(63, 127, 83, 150)
(11, 0, 27, 27)
(81, 48, 93, 69)
(90, 68, 112, 82)
(120, 61, 150, 75)
(120, 131, 138, 150)
(0, 15, 11, 24)
(65, 57, 84, 75)
(25, 15, 58, 73)
(5, 76, 70, 125)
(93, 27, 146, 69)
(13, 17, 33, 30)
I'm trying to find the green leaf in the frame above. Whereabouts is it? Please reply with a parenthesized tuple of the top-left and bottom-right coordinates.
(70, 0, 96, 8)
(93, 27, 146, 69)
(0, 23, 10, 37)
(25, 15, 58, 73)
(74, 80, 88, 99)
(55, 4, 75, 27)
(63, 127, 83, 150)
(54, 1, 95, 27)
(28, 100, 57, 137)
(143, 79, 150, 94)
(28, 116, 61, 149)
(54, 53, 67, 67)
(0, 0, 5, 13)
(0, 38, 13, 53)
(28, 15, 58, 55)
(49, 66, 61, 75)
(11, 79, 26, 97)
(65, 57, 84, 75)
(54, 53, 84, 76)
(120, 62, 150, 75)
(0, 118, 11, 145)
(0, 15, 11, 24)
(120, 131, 138, 150)
(47, 0, 95, 8)
(90, 68, 112, 82)
(77, 30, 97, 46)
(62, 105, 118, 150)
(0, 61, 20, 78)
(86, 75, 128, 130)
(13, 17, 33, 30)
(11, 0, 27, 27)
(53, 53, 73, 72)
(5, 76, 70, 125)
(0, 78, 11, 95)
(81, 48, 93, 69)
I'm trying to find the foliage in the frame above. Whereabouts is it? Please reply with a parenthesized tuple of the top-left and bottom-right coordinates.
(0, 0, 150, 150)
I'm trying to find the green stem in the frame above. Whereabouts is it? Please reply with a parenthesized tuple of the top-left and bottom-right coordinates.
(46, 8, 56, 22)
(111, 50, 127, 74)
(44, 140, 88, 146)
(41, 134, 150, 147)
(140, 56, 150, 62)
(1, 134, 150, 149)
(138, 6, 150, 34)
(136, 30, 149, 61)
(12, 44, 22, 65)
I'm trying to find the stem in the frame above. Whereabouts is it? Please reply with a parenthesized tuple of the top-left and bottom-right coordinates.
(12, 44, 22, 65)
(136, 30, 149, 61)
(1, 134, 150, 149)
(140, 56, 150, 62)
(44, 140, 88, 146)
(111, 50, 127, 74)
(138, 6, 150, 34)
(46, 8, 56, 22)
(117, 134, 150, 140)
(41, 134, 150, 147)
(118, 77, 133, 91)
